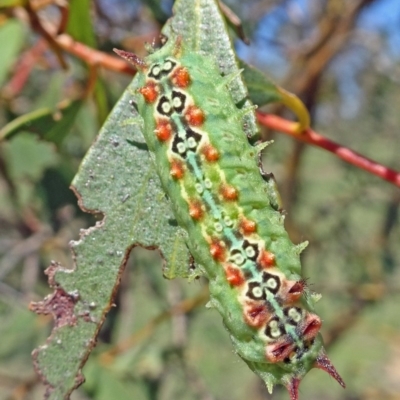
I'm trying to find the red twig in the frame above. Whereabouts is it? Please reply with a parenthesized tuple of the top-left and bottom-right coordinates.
(3, 39, 48, 98)
(256, 112, 400, 188)
(55, 34, 136, 75)
(21, 8, 399, 190)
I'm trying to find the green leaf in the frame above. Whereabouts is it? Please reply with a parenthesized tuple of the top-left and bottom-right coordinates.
(66, 0, 96, 47)
(239, 60, 311, 131)
(0, 309, 41, 360)
(0, 100, 83, 145)
(93, 78, 110, 126)
(145, 0, 171, 23)
(44, 101, 83, 145)
(1, 133, 59, 207)
(2, 133, 58, 181)
(0, 19, 25, 87)
(239, 59, 283, 106)
(31, 77, 194, 399)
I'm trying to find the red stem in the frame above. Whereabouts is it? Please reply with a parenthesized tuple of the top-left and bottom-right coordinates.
(55, 34, 137, 75)
(26, 27, 400, 189)
(256, 112, 400, 188)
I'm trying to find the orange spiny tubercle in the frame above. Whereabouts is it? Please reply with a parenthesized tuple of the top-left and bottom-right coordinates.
(172, 66, 191, 88)
(220, 184, 238, 201)
(188, 201, 204, 220)
(202, 144, 219, 162)
(225, 265, 245, 286)
(155, 119, 173, 141)
(170, 160, 185, 180)
(289, 280, 306, 295)
(138, 81, 159, 103)
(185, 105, 205, 126)
(240, 218, 257, 234)
(259, 250, 275, 269)
(210, 240, 226, 262)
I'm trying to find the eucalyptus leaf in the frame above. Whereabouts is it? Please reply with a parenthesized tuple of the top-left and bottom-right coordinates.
(31, 83, 194, 398)
(0, 19, 25, 87)
(0, 100, 82, 144)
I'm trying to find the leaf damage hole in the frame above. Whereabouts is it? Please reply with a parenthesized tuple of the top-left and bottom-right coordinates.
(30, 261, 79, 328)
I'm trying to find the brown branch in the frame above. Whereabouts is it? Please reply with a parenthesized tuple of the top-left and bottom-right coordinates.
(24, 1, 136, 75)
(55, 33, 137, 75)
(285, 0, 377, 95)
(257, 112, 400, 188)
(31, 34, 400, 189)
(21, 2, 398, 189)
(2, 39, 48, 98)
(25, 2, 68, 69)
(272, 0, 378, 226)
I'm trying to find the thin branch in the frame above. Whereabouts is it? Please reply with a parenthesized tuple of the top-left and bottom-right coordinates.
(25, 2, 68, 69)
(53, 36, 400, 189)
(257, 112, 400, 188)
(2, 39, 48, 98)
(19, 7, 399, 189)
(55, 33, 137, 75)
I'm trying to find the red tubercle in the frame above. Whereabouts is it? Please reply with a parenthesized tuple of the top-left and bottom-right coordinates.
(185, 105, 205, 126)
(155, 119, 173, 141)
(302, 313, 322, 340)
(224, 265, 245, 286)
(138, 81, 159, 103)
(171, 66, 191, 88)
(170, 159, 185, 180)
(289, 279, 306, 294)
(277, 279, 307, 304)
(258, 250, 275, 269)
(210, 240, 226, 262)
(201, 144, 219, 162)
(244, 303, 270, 328)
(266, 338, 295, 363)
(286, 279, 306, 302)
(239, 218, 257, 235)
(220, 184, 238, 201)
(188, 200, 204, 220)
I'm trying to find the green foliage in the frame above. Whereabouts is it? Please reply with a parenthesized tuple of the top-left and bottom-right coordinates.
(0, 19, 25, 87)
(66, 0, 96, 48)
(0, 100, 83, 143)
(31, 87, 196, 399)
(240, 59, 283, 106)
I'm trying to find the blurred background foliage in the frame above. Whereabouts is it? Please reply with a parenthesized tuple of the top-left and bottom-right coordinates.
(0, 0, 399, 399)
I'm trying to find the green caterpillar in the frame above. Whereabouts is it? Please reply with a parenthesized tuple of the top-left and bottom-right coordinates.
(115, 35, 345, 400)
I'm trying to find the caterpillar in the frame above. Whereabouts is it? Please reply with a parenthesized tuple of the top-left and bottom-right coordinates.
(114, 36, 345, 400)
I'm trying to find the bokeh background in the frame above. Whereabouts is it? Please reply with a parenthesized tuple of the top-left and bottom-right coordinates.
(0, 0, 399, 399)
